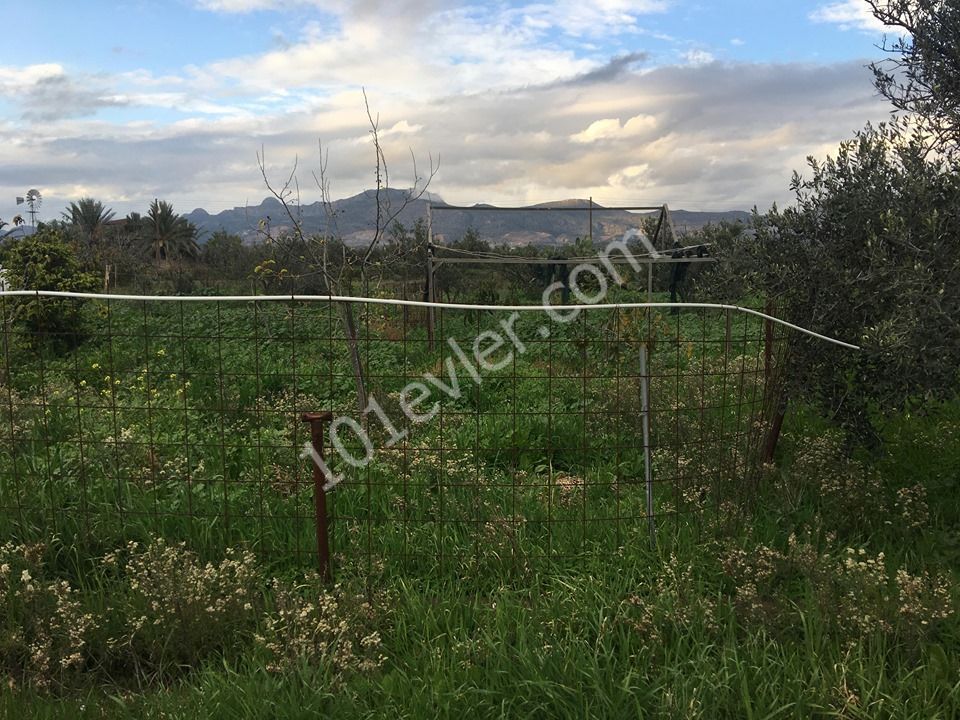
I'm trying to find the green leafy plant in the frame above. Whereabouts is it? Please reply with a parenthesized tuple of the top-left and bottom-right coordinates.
(1, 226, 99, 350)
(697, 122, 960, 443)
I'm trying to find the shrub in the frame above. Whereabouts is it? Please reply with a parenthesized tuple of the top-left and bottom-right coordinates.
(1, 227, 98, 350)
(720, 534, 955, 645)
(0, 538, 390, 693)
(787, 431, 886, 531)
(104, 538, 262, 675)
(0, 542, 97, 691)
(255, 573, 386, 681)
(623, 553, 720, 645)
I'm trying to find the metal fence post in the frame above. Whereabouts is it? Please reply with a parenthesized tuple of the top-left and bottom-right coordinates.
(639, 342, 655, 544)
(426, 241, 435, 351)
(302, 411, 334, 580)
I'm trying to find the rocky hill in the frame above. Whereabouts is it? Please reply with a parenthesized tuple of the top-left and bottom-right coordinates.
(184, 190, 750, 247)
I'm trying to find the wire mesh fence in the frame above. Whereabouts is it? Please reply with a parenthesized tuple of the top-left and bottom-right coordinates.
(0, 293, 791, 577)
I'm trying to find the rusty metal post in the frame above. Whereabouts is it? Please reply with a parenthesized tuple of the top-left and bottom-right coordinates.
(302, 411, 334, 580)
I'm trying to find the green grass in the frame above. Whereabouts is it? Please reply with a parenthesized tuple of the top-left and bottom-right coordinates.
(3, 519, 958, 718)
(1, 293, 958, 717)
(1, 293, 770, 570)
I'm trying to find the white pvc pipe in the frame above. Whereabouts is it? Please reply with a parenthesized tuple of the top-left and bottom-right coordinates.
(0, 290, 861, 351)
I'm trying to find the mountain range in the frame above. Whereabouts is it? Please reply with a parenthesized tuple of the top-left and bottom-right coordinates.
(183, 190, 751, 247)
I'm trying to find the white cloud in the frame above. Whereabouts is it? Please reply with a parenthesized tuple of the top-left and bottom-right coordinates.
(730, 37, 745, 46)
(0, 64, 128, 121)
(0, 63, 65, 91)
(608, 163, 651, 188)
(0, 2, 892, 222)
(197, 0, 667, 40)
(194, 0, 330, 12)
(201, 6, 598, 98)
(0, 57, 890, 223)
(383, 119, 422, 136)
(195, 0, 457, 13)
(682, 49, 715, 66)
(183, 1, 669, 103)
(510, 0, 669, 37)
(572, 118, 624, 143)
(810, 1, 889, 32)
(571, 114, 658, 143)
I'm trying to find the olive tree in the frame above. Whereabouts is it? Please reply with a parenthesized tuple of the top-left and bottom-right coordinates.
(868, 0, 960, 158)
(697, 121, 960, 444)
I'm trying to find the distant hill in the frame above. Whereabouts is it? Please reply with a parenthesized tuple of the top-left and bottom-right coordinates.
(183, 189, 435, 246)
(0, 224, 36, 243)
(184, 191, 751, 247)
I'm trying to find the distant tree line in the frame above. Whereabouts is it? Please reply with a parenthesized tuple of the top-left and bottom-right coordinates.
(3, 196, 663, 300)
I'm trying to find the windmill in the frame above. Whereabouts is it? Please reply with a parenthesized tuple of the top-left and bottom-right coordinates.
(15, 189, 42, 226)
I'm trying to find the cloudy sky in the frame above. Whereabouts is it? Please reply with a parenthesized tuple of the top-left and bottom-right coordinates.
(0, 0, 898, 223)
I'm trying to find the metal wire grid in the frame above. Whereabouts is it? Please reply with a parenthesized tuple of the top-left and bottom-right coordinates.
(0, 295, 786, 576)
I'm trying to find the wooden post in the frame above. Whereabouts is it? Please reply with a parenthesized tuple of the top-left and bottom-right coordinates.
(761, 298, 786, 463)
(651, 206, 665, 252)
(761, 400, 787, 465)
(664, 203, 679, 245)
(763, 299, 774, 385)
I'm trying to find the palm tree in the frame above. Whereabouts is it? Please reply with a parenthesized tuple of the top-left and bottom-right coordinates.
(145, 199, 199, 264)
(124, 211, 143, 233)
(112, 212, 147, 264)
(63, 198, 115, 243)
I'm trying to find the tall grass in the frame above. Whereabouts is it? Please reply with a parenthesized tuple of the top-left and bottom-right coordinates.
(0, 295, 957, 717)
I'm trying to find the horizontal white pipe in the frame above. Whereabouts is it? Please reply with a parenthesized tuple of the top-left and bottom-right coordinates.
(0, 289, 861, 350)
